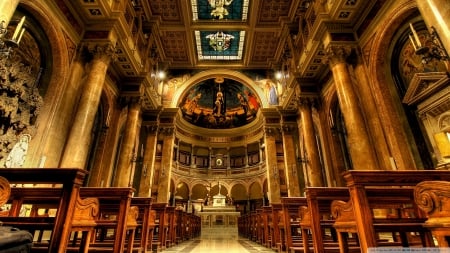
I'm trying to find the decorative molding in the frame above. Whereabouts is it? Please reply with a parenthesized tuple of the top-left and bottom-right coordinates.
(403, 72, 449, 106)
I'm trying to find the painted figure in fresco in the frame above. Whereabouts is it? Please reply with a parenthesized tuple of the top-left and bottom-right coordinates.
(264, 80, 278, 105)
(5, 134, 30, 168)
(237, 92, 249, 115)
(213, 90, 225, 116)
(208, 0, 234, 19)
(185, 92, 202, 114)
(244, 89, 260, 111)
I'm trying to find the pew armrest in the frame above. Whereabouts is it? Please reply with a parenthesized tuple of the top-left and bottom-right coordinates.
(415, 180, 450, 225)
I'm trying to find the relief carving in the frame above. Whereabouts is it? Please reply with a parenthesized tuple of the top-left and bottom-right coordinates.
(0, 57, 43, 167)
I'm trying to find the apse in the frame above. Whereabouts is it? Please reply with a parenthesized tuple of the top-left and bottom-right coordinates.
(179, 77, 261, 129)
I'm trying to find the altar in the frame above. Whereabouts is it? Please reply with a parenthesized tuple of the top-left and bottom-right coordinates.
(198, 194, 240, 239)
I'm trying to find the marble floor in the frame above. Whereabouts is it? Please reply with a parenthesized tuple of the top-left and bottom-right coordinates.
(160, 237, 277, 253)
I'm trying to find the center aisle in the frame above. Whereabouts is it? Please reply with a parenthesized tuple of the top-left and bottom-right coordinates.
(160, 238, 277, 253)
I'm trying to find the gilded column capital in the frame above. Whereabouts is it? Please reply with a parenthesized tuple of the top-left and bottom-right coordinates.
(281, 123, 297, 135)
(160, 126, 175, 136)
(120, 95, 143, 108)
(84, 42, 116, 64)
(264, 126, 280, 137)
(144, 124, 158, 134)
(297, 96, 318, 108)
(325, 44, 354, 66)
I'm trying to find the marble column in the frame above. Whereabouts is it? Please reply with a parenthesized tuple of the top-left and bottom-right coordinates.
(416, 0, 450, 56)
(326, 45, 378, 170)
(0, 0, 19, 30)
(298, 98, 324, 186)
(113, 98, 142, 187)
(353, 55, 392, 170)
(138, 124, 158, 196)
(60, 43, 115, 169)
(264, 127, 281, 204)
(156, 126, 175, 203)
(281, 123, 301, 196)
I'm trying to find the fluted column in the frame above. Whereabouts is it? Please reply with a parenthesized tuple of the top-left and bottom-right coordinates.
(156, 126, 175, 203)
(60, 43, 115, 169)
(264, 126, 281, 203)
(326, 45, 378, 170)
(281, 123, 301, 196)
(113, 98, 142, 187)
(138, 123, 158, 196)
(416, 0, 450, 56)
(298, 98, 324, 186)
(0, 0, 19, 29)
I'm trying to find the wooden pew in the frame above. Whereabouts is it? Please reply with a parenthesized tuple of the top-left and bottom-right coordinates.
(79, 187, 139, 253)
(339, 170, 450, 253)
(333, 187, 433, 253)
(0, 185, 98, 252)
(130, 197, 153, 253)
(300, 187, 351, 253)
(270, 203, 284, 251)
(0, 168, 88, 252)
(280, 197, 307, 253)
(151, 202, 168, 252)
(165, 206, 176, 247)
(414, 180, 450, 247)
(262, 206, 272, 248)
(255, 208, 264, 245)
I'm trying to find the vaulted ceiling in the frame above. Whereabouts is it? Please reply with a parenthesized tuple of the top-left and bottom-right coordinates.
(59, 0, 382, 110)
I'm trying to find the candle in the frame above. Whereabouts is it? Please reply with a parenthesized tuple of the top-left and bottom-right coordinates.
(409, 23, 422, 48)
(12, 16, 25, 41)
(408, 34, 417, 51)
(17, 28, 25, 44)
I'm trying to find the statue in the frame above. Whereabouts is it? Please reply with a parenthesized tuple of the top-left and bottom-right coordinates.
(5, 134, 30, 168)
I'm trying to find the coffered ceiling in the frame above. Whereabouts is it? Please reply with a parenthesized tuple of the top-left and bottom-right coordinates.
(146, 0, 300, 70)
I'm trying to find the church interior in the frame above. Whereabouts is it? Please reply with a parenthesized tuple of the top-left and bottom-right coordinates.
(0, 0, 449, 252)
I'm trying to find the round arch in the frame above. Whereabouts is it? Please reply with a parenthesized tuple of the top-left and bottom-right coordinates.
(171, 69, 270, 108)
(367, 0, 421, 170)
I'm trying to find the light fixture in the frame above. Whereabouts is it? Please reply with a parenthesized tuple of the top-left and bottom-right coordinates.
(409, 24, 449, 64)
(0, 16, 26, 58)
(275, 71, 283, 80)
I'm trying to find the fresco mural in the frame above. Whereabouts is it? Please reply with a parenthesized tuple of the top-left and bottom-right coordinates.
(179, 77, 261, 129)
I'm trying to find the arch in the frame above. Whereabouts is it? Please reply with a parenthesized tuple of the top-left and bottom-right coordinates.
(368, 0, 421, 169)
(191, 183, 208, 200)
(19, 1, 75, 168)
(174, 181, 189, 200)
(230, 184, 247, 201)
(171, 69, 269, 108)
(249, 181, 263, 199)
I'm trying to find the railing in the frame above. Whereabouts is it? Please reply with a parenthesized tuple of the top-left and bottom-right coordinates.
(172, 162, 267, 178)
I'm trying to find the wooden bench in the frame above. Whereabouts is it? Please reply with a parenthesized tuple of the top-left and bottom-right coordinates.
(262, 206, 272, 248)
(0, 185, 99, 252)
(79, 187, 139, 253)
(332, 187, 434, 253)
(299, 187, 351, 253)
(130, 197, 153, 253)
(270, 203, 284, 251)
(280, 197, 307, 253)
(338, 170, 450, 253)
(414, 180, 450, 247)
(0, 168, 89, 252)
(151, 202, 168, 252)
